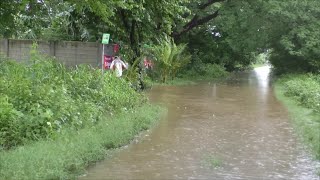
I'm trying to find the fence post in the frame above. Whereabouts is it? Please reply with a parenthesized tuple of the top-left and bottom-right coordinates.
(4, 39, 9, 57)
(49, 41, 56, 57)
(97, 43, 102, 68)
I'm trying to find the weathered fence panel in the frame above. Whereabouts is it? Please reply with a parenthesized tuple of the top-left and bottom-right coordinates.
(0, 39, 114, 67)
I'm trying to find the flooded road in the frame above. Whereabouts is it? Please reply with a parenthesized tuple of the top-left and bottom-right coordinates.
(81, 66, 319, 179)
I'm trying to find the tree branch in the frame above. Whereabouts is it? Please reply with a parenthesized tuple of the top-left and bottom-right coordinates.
(173, 0, 225, 40)
(173, 10, 219, 40)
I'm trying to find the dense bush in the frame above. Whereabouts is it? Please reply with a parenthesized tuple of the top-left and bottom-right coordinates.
(181, 63, 228, 79)
(182, 29, 256, 72)
(178, 52, 228, 79)
(0, 55, 144, 149)
(269, 50, 315, 74)
(281, 74, 320, 113)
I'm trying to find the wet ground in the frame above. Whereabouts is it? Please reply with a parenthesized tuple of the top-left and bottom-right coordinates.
(80, 66, 319, 179)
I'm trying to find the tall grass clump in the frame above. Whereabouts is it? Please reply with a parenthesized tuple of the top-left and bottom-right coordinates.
(0, 48, 143, 150)
(275, 74, 320, 159)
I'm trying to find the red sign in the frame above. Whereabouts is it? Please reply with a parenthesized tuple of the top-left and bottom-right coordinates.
(104, 55, 113, 69)
(113, 44, 120, 53)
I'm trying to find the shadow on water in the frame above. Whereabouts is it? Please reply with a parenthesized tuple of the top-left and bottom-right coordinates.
(80, 66, 319, 180)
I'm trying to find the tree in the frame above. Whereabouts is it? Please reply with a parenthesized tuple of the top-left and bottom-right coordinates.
(52, 0, 189, 60)
(0, 0, 21, 38)
(176, 0, 269, 70)
(266, 0, 320, 73)
(3, 0, 318, 74)
(173, 0, 225, 40)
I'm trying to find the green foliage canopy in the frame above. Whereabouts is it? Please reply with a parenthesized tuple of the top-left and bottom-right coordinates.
(1, 0, 319, 73)
(267, 0, 320, 73)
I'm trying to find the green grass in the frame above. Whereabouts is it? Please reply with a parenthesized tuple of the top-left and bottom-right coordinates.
(274, 81, 320, 160)
(0, 105, 165, 180)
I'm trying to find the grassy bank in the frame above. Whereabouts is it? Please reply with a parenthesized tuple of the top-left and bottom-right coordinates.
(274, 74, 320, 159)
(0, 50, 165, 179)
(0, 54, 146, 149)
(0, 104, 164, 179)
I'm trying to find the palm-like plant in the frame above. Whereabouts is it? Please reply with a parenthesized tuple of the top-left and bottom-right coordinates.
(151, 36, 191, 83)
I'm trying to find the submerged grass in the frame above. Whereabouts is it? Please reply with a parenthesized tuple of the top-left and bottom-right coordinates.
(150, 78, 197, 86)
(203, 154, 223, 169)
(149, 73, 228, 86)
(146, 62, 228, 86)
(0, 105, 165, 180)
(274, 80, 320, 160)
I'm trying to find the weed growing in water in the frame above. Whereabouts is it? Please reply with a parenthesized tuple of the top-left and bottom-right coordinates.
(203, 154, 223, 169)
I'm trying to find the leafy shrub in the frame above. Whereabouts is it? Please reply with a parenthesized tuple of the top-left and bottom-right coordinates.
(282, 74, 320, 113)
(0, 95, 24, 148)
(180, 53, 228, 79)
(182, 63, 227, 79)
(0, 54, 143, 149)
(201, 64, 227, 78)
(276, 74, 320, 159)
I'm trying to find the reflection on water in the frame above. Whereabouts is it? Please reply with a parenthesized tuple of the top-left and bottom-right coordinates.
(254, 65, 271, 100)
(80, 66, 319, 180)
(255, 65, 271, 86)
(254, 65, 271, 118)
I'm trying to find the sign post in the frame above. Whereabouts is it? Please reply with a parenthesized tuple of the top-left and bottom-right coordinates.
(101, 33, 110, 74)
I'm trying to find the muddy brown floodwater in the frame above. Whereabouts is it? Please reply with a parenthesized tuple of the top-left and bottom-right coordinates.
(80, 66, 319, 180)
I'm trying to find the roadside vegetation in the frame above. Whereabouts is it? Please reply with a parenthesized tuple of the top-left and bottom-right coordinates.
(144, 37, 228, 86)
(266, 1, 320, 161)
(274, 74, 320, 160)
(0, 47, 145, 149)
(0, 49, 164, 179)
(0, 104, 163, 179)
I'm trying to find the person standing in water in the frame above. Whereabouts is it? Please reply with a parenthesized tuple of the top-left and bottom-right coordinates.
(110, 56, 128, 77)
